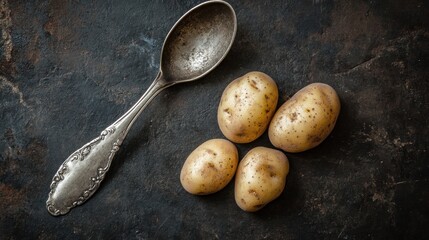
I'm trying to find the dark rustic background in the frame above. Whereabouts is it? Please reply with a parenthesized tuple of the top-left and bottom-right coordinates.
(1, 0, 428, 239)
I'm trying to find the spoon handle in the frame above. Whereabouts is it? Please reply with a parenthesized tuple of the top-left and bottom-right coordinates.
(46, 73, 169, 216)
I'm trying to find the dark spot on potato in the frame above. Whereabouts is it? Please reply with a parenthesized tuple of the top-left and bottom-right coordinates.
(248, 189, 259, 199)
(289, 112, 298, 122)
(241, 198, 247, 204)
(265, 94, 269, 100)
(253, 204, 264, 209)
(236, 132, 246, 137)
(250, 80, 259, 90)
(206, 149, 217, 156)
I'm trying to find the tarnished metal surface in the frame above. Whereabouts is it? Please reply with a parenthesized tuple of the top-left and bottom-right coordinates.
(162, 1, 236, 81)
(1, 0, 428, 239)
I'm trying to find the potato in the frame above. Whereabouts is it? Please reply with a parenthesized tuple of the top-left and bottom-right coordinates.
(234, 147, 289, 212)
(268, 82, 340, 153)
(180, 139, 238, 195)
(217, 71, 278, 143)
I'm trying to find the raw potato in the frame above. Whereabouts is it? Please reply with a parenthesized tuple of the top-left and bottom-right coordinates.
(234, 147, 289, 212)
(180, 139, 238, 195)
(217, 71, 278, 143)
(268, 82, 340, 153)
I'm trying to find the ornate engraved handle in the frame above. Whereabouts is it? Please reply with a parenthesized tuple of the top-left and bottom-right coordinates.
(47, 73, 171, 216)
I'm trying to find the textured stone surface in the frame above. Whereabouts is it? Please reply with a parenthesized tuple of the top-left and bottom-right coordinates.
(1, 0, 428, 239)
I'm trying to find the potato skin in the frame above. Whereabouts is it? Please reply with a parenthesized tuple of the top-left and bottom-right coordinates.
(217, 71, 278, 143)
(268, 83, 340, 153)
(234, 147, 289, 212)
(180, 139, 238, 195)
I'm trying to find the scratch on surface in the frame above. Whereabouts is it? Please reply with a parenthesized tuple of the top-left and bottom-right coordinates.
(0, 76, 29, 108)
(337, 223, 347, 239)
(313, 0, 326, 4)
(0, 0, 12, 62)
(333, 55, 380, 75)
(394, 179, 427, 186)
(154, 216, 170, 239)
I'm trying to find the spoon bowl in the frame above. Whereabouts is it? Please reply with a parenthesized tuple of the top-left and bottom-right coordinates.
(161, 1, 236, 82)
(46, 0, 236, 216)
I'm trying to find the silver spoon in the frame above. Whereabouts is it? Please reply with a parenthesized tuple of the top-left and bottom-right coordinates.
(46, 0, 237, 216)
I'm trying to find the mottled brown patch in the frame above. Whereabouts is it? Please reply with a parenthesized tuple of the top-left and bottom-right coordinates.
(289, 112, 298, 122)
(43, 0, 83, 42)
(0, 183, 25, 211)
(43, 20, 55, 36)
(0, 0, 12, 62)
(26, 34, 41, 65)
(0, 0, 15, 75)
(248, 189, 259, 199)
(308, 135, 322, 143)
